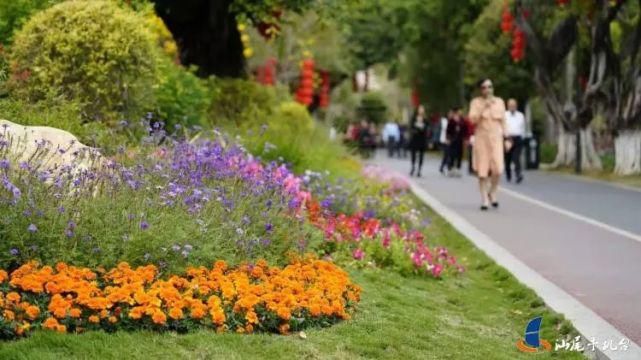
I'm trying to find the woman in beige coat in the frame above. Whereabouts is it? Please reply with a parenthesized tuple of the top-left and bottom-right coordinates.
(468, 78, 511, 210)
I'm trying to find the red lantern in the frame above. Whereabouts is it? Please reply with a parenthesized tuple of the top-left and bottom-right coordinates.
(501, 5, 514, 34)
(510, 28, 526, 62)
(295, 57, 315, 106)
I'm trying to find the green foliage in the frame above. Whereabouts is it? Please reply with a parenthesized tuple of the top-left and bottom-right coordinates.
(357, 92, 387, 124)
(0, 97, 129, 151)
(464, 0, 535, 103)
(207, 78, 281, 126)
(540, 142, 558, 164)
(154, 58, 211, 130)
(239, 101, 360, 178)
(9, 0, 159, 122)
(0, 0, 59, 44)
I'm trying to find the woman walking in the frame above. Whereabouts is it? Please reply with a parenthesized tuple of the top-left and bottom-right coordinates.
(468, 79, 510, 210)
(409, 105, 429, 177)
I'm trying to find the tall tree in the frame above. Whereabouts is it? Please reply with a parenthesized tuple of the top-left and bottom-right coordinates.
(509, 0, 641, 171)
(152, 0, 315, 77)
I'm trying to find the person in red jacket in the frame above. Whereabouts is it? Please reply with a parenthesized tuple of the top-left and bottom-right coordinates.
(464, 113, 476, 175)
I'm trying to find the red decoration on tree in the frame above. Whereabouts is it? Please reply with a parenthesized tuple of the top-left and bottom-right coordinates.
(319, 70, 330, 108)
(257, 58, 277, 86)
(295, 58, 315, 106)
(411, 88, 421, 108)
(501, 4, 514, 34)
(257, 9, 283, 40)
(510, 28, 526, 62)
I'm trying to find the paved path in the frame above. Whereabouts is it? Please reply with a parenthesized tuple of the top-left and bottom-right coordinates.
(370, 152, 641, 346)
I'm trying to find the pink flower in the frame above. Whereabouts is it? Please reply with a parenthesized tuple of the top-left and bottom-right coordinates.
(382, 230, 391, 248)
(431, 264, 444, 277)
(352, 248, 365, 261)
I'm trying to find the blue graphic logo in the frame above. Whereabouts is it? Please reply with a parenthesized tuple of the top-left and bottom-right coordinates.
(516, 316, 552, 353)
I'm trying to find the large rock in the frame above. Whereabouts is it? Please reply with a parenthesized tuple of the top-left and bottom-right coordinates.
(0, 119, 102, 171)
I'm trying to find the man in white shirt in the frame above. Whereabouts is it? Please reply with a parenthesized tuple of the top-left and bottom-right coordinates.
(382, 120, 401, 158)
(438, 111, 451, 174)
(504, 99, 526, 183)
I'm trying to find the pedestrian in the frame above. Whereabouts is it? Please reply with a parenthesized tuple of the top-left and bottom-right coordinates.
(504, 98, 526, 183)
(382, 119, 401, 157)
(464, 114, 476, 175)
(446, 107, 467, 177)
(398, 121, 408, 158)
(357, 119, 373, 158)
(438, 111, 451, 174)
(468, 78, 510, 211)
(409, 105, 429, 177)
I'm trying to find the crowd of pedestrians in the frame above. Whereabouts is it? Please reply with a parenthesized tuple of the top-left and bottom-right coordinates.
(341, 78, 527, 211)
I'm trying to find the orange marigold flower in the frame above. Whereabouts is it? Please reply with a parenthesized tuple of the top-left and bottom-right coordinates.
(0, 270, 8, 283)
(108, 316, 118, 324)
(151, 310, 167, 325)
(168, 307, 183, 320)
(88, 315, 100, 324)
(6, 292, 20, 303)
(190, 305, 206, 320)
(56, 324, 67, 333)
(25, 305, 40, 320)
(42, 317, 60, 330)
(3, 310, 15, 321)
(245, 311, 258, 324)
(69, 308, 82, 318)
(278, 323, 290, 334)
(276, 307, 291, 320)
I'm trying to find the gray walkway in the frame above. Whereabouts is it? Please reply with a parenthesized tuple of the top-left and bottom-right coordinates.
(370, 152, 641, 345)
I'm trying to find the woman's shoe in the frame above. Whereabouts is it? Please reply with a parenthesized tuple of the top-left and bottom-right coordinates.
(480, 205, 489, 211)
(488, 193, 499, 208)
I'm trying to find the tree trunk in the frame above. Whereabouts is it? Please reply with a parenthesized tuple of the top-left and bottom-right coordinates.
(553, 125, 603, 170)
(153, 0, 245, 78)
(614, 130, 641, 175)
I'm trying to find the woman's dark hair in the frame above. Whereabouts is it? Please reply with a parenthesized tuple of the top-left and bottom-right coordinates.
(476, 78, 492, 88)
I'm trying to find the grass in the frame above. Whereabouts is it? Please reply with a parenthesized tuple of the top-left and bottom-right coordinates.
(0, 210, 584, 359)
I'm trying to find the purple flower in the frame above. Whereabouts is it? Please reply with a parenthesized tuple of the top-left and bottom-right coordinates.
(140, 220, 149, 230)
(65, 229, 74, 238)
(264, 223, 273, 232)
(27, 224, 37, 233)
(9, 248, 19, 256)
(0, 159, 10, 170)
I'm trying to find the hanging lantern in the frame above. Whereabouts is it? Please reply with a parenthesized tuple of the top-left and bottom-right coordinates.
(295, 57, 315, 106)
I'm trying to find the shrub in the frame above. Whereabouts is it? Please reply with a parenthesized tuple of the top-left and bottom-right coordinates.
(0, 0, 58, 44)
(154, 58, 211, 131)
(208, 78, 280, 126)
(239, 101, 359, 178)
(9, 0, 159, 122)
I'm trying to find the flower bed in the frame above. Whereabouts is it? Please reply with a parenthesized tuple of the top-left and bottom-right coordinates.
(0, 258, 360, 339)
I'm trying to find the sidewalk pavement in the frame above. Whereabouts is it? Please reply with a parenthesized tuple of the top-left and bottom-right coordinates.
(370, 152, 641, 357)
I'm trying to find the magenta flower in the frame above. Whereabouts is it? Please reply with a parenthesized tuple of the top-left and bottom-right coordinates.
(352, 248, 365, 261)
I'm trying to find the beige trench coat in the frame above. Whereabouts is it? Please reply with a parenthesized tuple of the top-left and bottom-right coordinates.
(468, 97, 507, 177)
